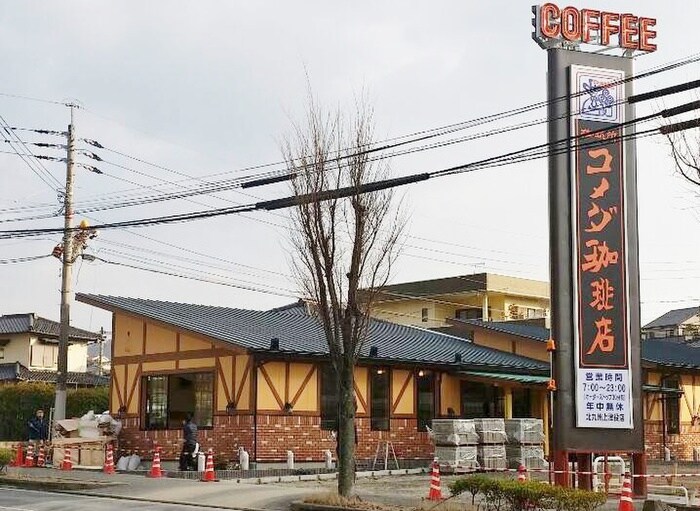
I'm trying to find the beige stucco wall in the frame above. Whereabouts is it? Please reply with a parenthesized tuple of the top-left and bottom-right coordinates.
(0, 333, 30, 367)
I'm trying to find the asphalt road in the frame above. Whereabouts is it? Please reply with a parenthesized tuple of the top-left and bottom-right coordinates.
(0, 487, 242, 511)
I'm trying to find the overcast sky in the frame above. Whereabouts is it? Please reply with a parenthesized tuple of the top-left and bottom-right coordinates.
(0, 1, 698, 335)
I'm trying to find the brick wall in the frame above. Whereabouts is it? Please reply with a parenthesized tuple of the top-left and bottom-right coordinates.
(116, 414, 433, 462)
(645, 421, 700, 461)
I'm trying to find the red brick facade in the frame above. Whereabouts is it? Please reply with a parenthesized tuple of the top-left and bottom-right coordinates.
(645, 421, 700, 461)
(116, 414, 434, 463)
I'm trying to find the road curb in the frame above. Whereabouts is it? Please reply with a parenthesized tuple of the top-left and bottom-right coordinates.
(56, 489, 285, 511)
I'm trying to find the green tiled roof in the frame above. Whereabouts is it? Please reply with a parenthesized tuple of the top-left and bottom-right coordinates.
(459, 370, 551, 385)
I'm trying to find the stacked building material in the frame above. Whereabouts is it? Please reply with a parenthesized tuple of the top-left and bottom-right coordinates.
(431, 419, 479, 472)
(474, 418, 507, 470)
(504, 418, 547, 470)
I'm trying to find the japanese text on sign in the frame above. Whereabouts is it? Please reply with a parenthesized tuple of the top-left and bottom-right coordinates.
(571, 65, 632, 429)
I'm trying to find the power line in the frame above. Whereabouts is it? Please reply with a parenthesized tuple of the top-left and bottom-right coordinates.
(0, 254, 51, 264)
(0, 112, 679, 239)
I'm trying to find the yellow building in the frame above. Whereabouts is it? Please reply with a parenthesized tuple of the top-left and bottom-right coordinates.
(372, 273, 550, 328)
(77, 293, 551, 464)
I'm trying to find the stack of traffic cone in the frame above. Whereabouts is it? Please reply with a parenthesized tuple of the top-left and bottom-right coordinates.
(618, 472, 633, 511)
(427, 459, 443, 501)
(103, 444, 116, 474)
(24, 443, 35, 467)
(517, 464, 527, 482)
(61, 447, 73, 471)
(201, 448, 218, 482)
(147, 446, 163, 478)
(37, 445, 45, 467)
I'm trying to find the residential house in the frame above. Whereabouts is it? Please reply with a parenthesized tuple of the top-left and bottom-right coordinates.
(642, 307, 700, 339)
(372, 273, 550, 329)
(0, 313, 107, 387)
(77, 293, 551, 464)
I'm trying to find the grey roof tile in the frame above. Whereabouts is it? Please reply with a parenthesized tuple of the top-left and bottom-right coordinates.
(0, 362, 108, 386)
(0, 313, 100, 341)
(455, 319, 550, 342)
(643, 307, 700, 329)
(76, 294, 548, 373)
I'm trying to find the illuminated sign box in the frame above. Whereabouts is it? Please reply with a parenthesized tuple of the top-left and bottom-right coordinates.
(532, 4, 657, 52)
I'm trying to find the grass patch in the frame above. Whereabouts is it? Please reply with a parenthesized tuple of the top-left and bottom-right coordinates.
(303, 493, 475, 511)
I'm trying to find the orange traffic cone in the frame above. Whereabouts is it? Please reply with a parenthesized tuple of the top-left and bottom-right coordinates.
(518, 464, 527, 482)
(147, 446, 163, 478)
(103, 444, 116, 474)
(25, 443, 35, 467)
(10, 443, 24, 467)
(427, 459, 443, 501)
(61, 447, 73, 471)
(201, 448, 218, 482)
(37, 445, 45, 468)
(618, 472, 633, 511)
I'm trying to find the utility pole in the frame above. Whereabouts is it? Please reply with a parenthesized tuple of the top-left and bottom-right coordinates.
(98, 327, 105, 377)
(54, 104, 77, 421)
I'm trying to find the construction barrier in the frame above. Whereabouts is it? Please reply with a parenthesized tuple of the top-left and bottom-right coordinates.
(61, 447, 73, 471)
(147, 446, 163, 478)
(617, 473, 633, 511)
(427, 459, 443, 501)
(103, 444, 116, 475)
(201, 448, 218, 482)
(36, 446, 45, 468)
(24, 443, 34, 467)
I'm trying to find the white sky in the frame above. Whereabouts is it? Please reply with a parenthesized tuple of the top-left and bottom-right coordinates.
(0, 1, 698, 335)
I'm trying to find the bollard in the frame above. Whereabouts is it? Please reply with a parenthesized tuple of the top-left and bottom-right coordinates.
(286, 450, 295, 470)
(664, 447, 671, 462)
(239, 447, 250, 471)
(323, 449, 334, 470)
(197, 452, 206, 472)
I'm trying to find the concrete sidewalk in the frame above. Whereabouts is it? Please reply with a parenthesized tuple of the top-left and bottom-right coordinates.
(3, 467, 650, 510)
(5, 467, 325, 510)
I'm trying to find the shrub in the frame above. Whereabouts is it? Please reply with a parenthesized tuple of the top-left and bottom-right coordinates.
(66, 387, 109, 418)
(0, 447, 13, 472)
(0, 383, 109, 440)
(448, 475, 606, 511)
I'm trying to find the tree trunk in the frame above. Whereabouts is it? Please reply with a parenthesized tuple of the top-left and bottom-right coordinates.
(337, 358, 356, 496)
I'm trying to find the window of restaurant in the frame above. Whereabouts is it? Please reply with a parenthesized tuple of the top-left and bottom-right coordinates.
(320, 364, 339, 431)
(142, 372, 214, 430)
(416, 370, 435, 432)
(512, 388, 532, 418)
(371, 368, 390, 431)
(662, 376, 681, 435)
(460, 381, 504, 418)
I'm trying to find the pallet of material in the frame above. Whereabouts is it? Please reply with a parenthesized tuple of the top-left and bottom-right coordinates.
(434, 445, 480, 470)
(473, 418, 507, 444)
(504, 419, 545, 444)
(477, 444, 507, 470)
(506, 444, 547, 470)
(431, 419, 479, 445)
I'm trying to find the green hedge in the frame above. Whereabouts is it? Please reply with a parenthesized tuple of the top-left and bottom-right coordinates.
(0, 383, 109, 441)
(449, 475, 607, 511)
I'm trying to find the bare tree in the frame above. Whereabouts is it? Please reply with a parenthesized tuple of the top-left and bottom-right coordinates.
(666, 128, 700, 187)
(283, 99, 403, 496)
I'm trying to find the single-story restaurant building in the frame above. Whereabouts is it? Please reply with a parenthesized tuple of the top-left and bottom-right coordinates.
(77, 294, 552, 463)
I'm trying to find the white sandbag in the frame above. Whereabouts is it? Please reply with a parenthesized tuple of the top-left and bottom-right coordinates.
(127, 454, 141, 471)
(116, 455, 130, 471)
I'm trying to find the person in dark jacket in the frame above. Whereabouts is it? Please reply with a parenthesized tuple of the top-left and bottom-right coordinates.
(28, 409, 48, 443)
(179, 413, 198, 471)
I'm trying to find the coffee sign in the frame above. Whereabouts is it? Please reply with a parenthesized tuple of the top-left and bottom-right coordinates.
(532, 4, 657, 52)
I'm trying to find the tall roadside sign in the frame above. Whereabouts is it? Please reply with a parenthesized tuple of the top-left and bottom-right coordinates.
(531, 4, 657, 493)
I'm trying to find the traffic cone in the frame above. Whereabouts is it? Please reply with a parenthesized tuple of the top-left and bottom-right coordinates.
(201, 448, 218, 482)
(37, 445, 45, 468)
(618, 472, 633, 511)
(25, 443, 35, 467)
(147, 446, 163, 478)
(427, 459, 443, 501)
(103, 444, 116, 474)
(61, 447, 73, 471)
(518, 464, 527, 482)
(10, 443, 23, 467)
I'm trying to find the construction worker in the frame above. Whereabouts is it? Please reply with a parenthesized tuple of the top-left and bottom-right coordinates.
(28, 409, 48, 444)
(179, 413, 198, 471)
